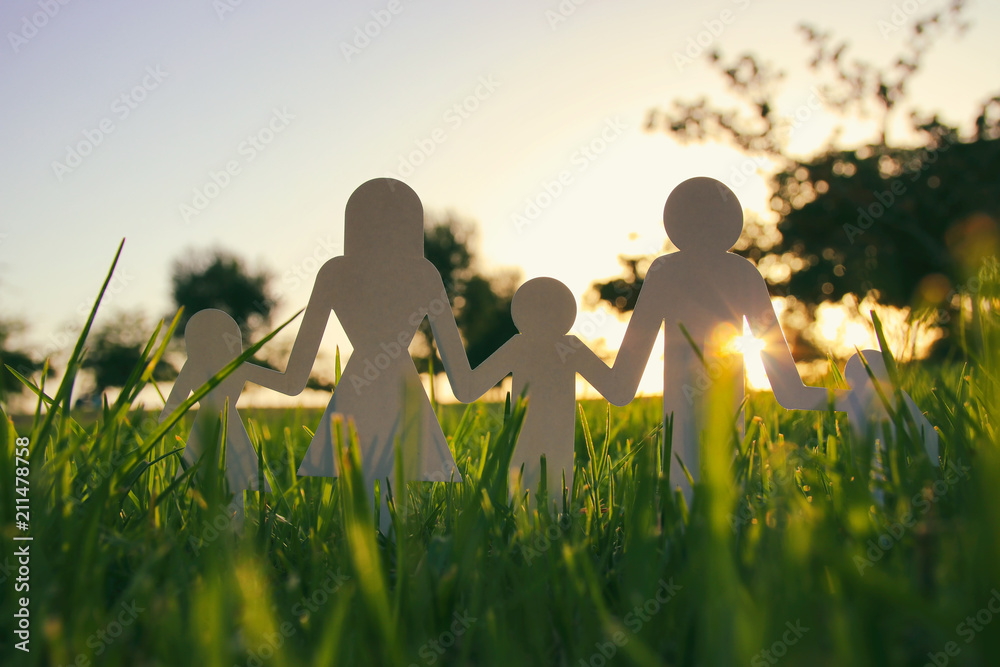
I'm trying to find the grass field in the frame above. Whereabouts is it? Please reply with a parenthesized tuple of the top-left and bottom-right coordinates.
(3, 255, 1000, 667)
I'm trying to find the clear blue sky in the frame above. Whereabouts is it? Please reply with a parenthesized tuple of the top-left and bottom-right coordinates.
(2, 0, 997, 378)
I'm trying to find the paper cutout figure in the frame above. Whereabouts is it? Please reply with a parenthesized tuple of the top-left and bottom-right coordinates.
(837, 349, 939, 463)
(611, 177, 830, 502)
(454, 277, 626, 505)
(158, 173, 932, 533)
(159, 309, 272, 522)
(245, 178, 471, 531)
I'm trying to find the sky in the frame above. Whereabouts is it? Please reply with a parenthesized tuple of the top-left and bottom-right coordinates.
(2, 0, 998, 406)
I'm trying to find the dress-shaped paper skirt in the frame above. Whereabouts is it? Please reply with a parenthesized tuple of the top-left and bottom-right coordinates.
(297, 354, 462, 488)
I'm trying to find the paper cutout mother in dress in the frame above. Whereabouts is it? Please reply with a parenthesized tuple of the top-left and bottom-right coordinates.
(243, 178, 471, 530)
(611, 177, 830, 502)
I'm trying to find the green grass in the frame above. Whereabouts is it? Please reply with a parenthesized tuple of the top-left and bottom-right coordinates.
(2, 249, 1000, 666)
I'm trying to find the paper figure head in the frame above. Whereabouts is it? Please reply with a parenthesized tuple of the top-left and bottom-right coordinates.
(844, 349, 890, 388)
(511, 277, 577, 336)
(184, 309, 243, 367)
(663, 176, 743, 253)
(344, 178, 424, 258)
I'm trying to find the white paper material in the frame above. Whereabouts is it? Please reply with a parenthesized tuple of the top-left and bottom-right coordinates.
(160, 309, 272, 523)
(611, 177, 830, 501)
(837, 349, 939, 462)
(164, 175, 937, 527)
(454, 277, 626, 505)
(244, 178, 470, 531)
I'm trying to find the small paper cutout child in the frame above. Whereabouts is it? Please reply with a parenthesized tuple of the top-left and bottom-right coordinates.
(159, 309, 273, 522)
(837, 348, 939, 463)
(453, 277, 628, 504)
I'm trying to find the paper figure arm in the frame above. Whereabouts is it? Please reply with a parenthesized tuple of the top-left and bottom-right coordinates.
(744, 279, 830, 410)
(427, 285, 475, 398)
(455, 342, 517, 403)
(611, 275, 664, 404)
(572, 336, 630, 406)
(234, 360, 289, 393)
(243, 263, 335, 395)
(160, 363, 196, 422)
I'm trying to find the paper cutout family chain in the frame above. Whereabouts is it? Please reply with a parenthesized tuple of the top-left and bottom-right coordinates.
(159, 177, 938, 529)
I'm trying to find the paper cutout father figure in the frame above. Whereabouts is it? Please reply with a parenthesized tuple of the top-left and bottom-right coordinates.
(611, 177, 830, 502)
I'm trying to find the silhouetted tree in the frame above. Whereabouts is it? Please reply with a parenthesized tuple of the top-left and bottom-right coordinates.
(81, 311, 176, 397)
(588, 257, 646, 315)
(171, 249, 274, 337)
(168, 248, 341, 391)
(0, 319, 53, 402)
(456, 273, 519, 368)
(593, 0, 998, 356)
(415, 215, 519, 373)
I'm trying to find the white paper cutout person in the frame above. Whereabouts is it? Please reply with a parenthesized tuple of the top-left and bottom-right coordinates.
(837, 349, 939, 463)
(454, 277, 626, 505)
(245, 178, 471, 530)
(159, 309, 272, 522)
(612, 177, 830, 502)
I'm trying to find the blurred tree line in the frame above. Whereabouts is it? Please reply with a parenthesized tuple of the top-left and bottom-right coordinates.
(0, 320, 52, 403)
(417, 216, 519, 374)
(592, 0, 998, 360)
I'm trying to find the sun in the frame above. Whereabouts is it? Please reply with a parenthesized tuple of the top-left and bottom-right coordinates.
(724, 321, 771, 391)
